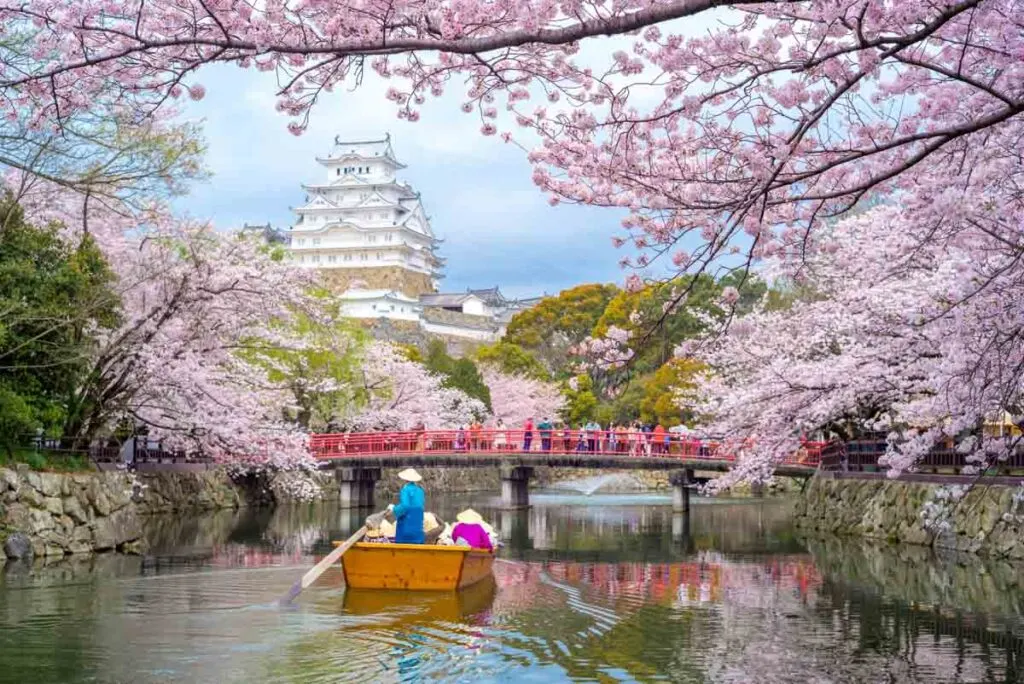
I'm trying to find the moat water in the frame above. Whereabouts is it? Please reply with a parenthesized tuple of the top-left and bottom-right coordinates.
(1, 492, 1023, 682)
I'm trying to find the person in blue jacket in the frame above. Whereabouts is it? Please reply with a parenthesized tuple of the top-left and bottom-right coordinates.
(389, 468, 425, 544)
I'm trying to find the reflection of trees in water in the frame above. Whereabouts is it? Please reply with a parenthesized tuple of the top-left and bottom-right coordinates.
(496, 548, 1024, 682)
(490, 556, 824, 681)
(804, 535, 1024, 681)
(499, 499, 804, 559)
(806, 535, 1024, 624)
(143, 508, 248, 553)
(143, 504, 350, 569)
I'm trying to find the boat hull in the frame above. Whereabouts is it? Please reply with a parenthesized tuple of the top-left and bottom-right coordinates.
(338, 542, 495, 591)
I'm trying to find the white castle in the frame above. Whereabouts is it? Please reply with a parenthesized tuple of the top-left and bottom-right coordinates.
(280, 134, 538, 341)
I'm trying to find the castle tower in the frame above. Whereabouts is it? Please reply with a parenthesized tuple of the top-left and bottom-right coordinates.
(288, 134, 445, 299)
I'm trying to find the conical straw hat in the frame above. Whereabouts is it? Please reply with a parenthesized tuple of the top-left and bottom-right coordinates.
(398, 468, 422, 482)
(456, 508, 484, 524)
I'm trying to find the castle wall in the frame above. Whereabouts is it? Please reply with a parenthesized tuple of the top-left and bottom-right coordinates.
(318, 267, 436, 297)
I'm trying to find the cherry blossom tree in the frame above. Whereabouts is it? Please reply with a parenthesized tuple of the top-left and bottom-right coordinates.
(15, 179, 320, 468)
(481, 365, 564, 427)
(690, 188, 1024, 486)
(349, 341, 486, 430)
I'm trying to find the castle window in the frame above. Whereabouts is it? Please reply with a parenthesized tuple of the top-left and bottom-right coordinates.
(313, 238, 321, 246)
(376, 252, 382, 260)
(344, 254, 352, 262)
(299, 255, 305, 263)
(328, 255, 336, 263)
(297, 239, 305, 246)
(360, 253, 368, 261)
(312, 254, 320, 263)
(336, 168, 340, 176)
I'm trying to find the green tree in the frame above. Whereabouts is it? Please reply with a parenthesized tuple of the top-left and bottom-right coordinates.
(424, 339, 492, 411)
(505, 283, 618, 374)
(638, 358, 704, 427)
(0, 196, 119, 453)
(472, 341, 549, 380)
(241, 291, 367, 430)
(561, 374, 598, 426)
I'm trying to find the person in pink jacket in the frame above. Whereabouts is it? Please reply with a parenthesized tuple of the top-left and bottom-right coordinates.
(451, 509, 493, 551)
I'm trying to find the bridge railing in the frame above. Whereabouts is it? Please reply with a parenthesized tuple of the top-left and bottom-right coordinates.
(310, 429, 824, 467)
(818, 437, 1024, 474)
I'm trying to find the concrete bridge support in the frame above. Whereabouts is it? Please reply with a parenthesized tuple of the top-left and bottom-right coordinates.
(335, 467, 381, 509)
(670, 468, 695, 513)
(500, 465, 534, 509)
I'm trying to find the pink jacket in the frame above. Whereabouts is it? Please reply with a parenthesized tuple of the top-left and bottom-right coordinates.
(452, 522, 493, 551)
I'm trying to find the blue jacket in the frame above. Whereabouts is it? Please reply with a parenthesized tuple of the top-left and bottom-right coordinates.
(393, 482, 425, 544)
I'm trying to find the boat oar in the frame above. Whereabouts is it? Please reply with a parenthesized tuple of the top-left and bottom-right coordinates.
(281, 524, 368, 605)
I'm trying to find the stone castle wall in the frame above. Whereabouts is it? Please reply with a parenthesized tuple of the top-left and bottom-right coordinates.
(318, 267, 435, 297)
(795, 474, 1024, 558)
(358, 318, 485, 357)
(0, 467, 339, 560)
(420, 307, 497, 331)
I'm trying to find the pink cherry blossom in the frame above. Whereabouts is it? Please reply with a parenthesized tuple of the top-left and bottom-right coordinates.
(481, 366, 564, 427)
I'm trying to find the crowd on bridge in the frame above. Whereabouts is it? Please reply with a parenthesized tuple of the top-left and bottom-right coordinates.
(314, 420, 717, 459)
(454, 418, 692, 457)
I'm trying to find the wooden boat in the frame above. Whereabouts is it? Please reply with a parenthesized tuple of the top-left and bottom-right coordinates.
(334, 541, 495, 591)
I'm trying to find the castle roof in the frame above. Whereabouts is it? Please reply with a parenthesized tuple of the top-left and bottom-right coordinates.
(316, 134, 404, 168)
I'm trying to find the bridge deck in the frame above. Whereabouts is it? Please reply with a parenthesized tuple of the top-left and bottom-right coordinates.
(311, 430, 820, 476)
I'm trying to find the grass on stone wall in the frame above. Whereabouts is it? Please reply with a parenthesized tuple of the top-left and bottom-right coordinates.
(0, 447, 93, 473)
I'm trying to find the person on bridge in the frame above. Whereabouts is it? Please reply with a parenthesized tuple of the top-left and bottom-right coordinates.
(538, 417, 553, 452)
(523, 418, 534, 452)
(389, 468, 426, 544)
(653, 424, 667, 454)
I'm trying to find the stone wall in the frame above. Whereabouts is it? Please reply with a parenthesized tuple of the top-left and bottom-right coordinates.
(375, 467, 500, 500)
(420, 307, 498, 332)
(374, 467, 673, 498)
(318, 267, 435, 297)
(0, 466, 338, 561)
(533, 468, 671, 491)
(795, 474, 1024, 559)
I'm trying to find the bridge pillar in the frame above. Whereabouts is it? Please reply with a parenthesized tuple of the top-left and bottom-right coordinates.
(335, 467, 381, 509)
(500, 465, 534, 509)
(669, 468, 694, 513)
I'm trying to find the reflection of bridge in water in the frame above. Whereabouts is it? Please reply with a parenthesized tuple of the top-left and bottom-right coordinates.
(312, 430, 823, 509)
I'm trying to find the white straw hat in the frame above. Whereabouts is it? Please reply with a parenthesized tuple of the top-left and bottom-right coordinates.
(397, 468, 423, 482)
(456, 508, 484, 524)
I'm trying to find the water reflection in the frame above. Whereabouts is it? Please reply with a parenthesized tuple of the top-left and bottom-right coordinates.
(0, 496, 1022, 682)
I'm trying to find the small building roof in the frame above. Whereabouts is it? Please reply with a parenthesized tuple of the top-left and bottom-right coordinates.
(340, 289, 421, 304)
(419, 292, 485, 308)
(466, 286, 509, 306)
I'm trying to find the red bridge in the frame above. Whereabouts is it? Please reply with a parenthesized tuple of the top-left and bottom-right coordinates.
(311, 429, 823, 510)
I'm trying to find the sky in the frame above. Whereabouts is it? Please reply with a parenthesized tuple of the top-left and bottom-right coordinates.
(172, 63, 631, 300)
